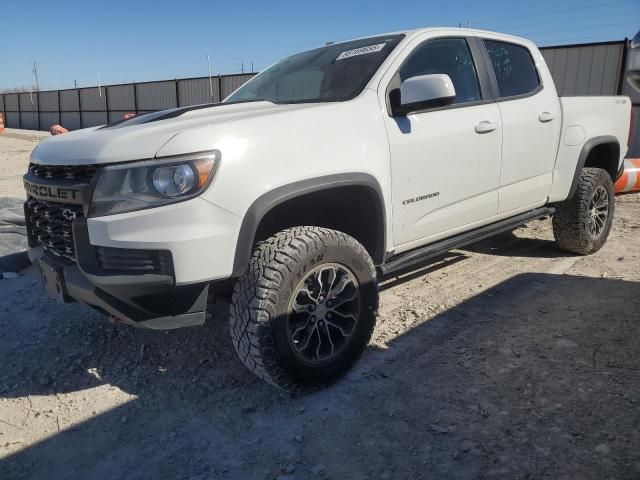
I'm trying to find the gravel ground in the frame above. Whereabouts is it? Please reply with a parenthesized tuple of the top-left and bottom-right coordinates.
(1, 131, 639, 479)
(0, 131, 46, 270)
(0, 129, 48, 199)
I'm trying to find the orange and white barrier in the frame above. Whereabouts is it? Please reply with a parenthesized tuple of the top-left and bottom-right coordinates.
(615, 158, 640, 194)
(0, 112, 4, 133)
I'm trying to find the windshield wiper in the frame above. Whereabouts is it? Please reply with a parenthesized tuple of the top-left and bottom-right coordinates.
(223, 98, 272, 105)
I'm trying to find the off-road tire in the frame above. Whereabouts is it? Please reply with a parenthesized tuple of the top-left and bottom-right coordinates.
(552, 167, 615, 255)
(230, 226, 378, 392)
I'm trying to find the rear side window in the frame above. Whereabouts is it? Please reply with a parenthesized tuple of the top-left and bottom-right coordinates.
(399, 38, 482, 104)
(484, 40, 540, 98)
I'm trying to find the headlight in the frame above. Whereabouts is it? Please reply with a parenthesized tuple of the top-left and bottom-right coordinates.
(89, 150, 219, 217)
(152, 164, 195, 197)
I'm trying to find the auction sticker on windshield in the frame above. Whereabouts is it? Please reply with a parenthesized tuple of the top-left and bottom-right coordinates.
(336, 43, 386, 60)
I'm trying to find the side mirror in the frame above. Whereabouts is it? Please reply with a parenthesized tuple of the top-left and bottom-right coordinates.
(390, 74, 456, 116)
(627, 30, 640, 92)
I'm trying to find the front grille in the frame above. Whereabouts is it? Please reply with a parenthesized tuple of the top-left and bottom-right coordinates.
(26, 198, 84, 261)
(96, 247, 173, 275)
(26, 163, 99, 262)
(29, 163, 98, 182)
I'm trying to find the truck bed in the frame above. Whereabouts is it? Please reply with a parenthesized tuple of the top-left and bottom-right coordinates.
(548, 96, 631, 202)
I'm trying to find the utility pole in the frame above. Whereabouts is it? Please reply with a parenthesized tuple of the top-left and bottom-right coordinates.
(31, 61, 40, 130)
(32, 61, 40, 91)
(241, 61, 244, 74)
(207, 54, 214, 99)
(98, 71, 106, 119)
(251, 61, 254, 73)
(74, 79, 77, 88)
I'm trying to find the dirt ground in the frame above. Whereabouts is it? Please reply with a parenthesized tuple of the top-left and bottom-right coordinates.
(0, 130, 49, 199)
(1, 131, 639, 479)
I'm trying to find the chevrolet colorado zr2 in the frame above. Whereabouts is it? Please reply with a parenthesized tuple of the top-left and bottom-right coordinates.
(24, 28, 632, 391)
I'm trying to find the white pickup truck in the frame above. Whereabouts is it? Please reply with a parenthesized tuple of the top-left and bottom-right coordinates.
(24, 28, 632, 391)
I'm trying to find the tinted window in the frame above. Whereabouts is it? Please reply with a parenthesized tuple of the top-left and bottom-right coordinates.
(399, 38, 481, 104)
(226, 35, 404, 104)
(484, 40, 540, 98)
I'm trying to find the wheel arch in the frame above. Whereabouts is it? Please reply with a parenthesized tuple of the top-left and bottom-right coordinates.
(568, 136, 621, 198)
(231, 173, 387, 277)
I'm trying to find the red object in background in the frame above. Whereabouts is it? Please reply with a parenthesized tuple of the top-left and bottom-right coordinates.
(0, 112, 5, 133)
(50, 125, 69, 136)
(48, 113, 134, 136)
(615, 158, 640, 193)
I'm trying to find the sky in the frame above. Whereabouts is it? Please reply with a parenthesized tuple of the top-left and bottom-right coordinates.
(1, 0, 639, 91)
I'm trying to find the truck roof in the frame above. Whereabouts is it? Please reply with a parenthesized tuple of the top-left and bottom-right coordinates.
(338, 27, 533, 48)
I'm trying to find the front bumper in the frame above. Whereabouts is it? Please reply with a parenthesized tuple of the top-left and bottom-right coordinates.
(86, 197, 242, 284)
(26, 195, 242, 329)
(30, 246, 211, 329)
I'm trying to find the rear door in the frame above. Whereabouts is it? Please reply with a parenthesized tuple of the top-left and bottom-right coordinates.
(481, 38, 562, 214)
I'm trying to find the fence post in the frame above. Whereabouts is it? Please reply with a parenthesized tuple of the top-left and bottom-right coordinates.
(218, 75, 223, 102)
(175, 79, 180, 107)
(37, 92, 41, 131)
(133, 83, 138, 114)
(36, 92, 40, 131)
(77, 89, 83, 129)
(17, 93, 22, 129)
(104, 85, 110, 125)
(57, 90, 61, 128)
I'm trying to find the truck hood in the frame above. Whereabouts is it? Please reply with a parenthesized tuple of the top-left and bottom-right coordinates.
(30, 101, 319, 165)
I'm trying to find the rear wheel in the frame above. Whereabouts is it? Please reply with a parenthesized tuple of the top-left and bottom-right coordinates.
(229, 226, 378, 392)
(553, 167, 615, 255)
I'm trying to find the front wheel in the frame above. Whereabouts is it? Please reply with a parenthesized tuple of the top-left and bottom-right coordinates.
(229, 227, 379, 392)
(553, 167, 615, 255)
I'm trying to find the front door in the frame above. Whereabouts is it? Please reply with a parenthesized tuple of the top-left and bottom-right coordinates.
(383, 36, 503, 249)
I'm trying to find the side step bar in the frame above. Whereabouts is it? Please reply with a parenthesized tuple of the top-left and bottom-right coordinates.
(379, 207, 555, 277)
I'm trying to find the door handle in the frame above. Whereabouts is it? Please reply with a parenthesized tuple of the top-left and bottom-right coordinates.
(475, 121, 498, 134)
(539, 112, 555, 123)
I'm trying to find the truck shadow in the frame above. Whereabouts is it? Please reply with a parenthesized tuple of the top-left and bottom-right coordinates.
(462, 228, 572, 259)
(1, 271, 639, 478)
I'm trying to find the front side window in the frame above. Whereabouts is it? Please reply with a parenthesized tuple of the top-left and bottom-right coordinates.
(399, 38, 482, 104)
(484, 40, 540, 98)
(225, 35, 404, 104)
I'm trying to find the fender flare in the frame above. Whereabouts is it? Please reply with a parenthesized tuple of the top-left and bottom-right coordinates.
(567, 135, 620, 198)
(231, 173, 387, 277)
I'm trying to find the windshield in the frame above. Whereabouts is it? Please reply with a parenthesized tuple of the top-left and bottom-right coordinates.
(226, 34, 404, 104)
